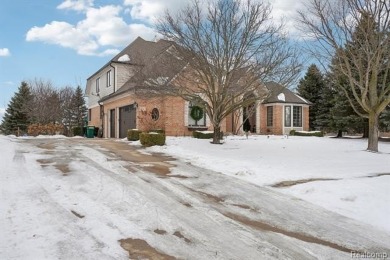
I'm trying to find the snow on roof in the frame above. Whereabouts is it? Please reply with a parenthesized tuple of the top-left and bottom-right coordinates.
(277, 93, 285, 101)
(118, 54, 130, 62)
(296, 94, 310, 104)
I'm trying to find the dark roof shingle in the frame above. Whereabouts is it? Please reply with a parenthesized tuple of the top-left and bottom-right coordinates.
(263, 81, 312, 105)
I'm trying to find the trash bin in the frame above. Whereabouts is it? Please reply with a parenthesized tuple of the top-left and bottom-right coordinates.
(87, 126, 95, 138)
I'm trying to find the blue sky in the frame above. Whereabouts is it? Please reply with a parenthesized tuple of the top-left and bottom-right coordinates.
(0, 0, 308, 121)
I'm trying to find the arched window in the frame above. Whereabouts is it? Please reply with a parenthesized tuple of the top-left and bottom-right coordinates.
(151, 108, 159, 121)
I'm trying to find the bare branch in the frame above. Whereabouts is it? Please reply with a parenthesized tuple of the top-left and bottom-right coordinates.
(298, 0, 390, 151)
(153, 0, 301, 143)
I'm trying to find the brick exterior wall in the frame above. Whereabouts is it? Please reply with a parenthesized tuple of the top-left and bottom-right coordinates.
(135, 96, 190, 136)
(272, 105, 284, 135)
(259, 104, 310, 135)
(259, 104, 283, 135)
(303, 106, 309, 131)
(99, 94, 217, 137)
(93, 95, 310, 138)
(88, 106, 101, 128)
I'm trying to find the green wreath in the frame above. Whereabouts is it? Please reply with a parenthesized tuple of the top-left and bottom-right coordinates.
(190, 106, 204, 121)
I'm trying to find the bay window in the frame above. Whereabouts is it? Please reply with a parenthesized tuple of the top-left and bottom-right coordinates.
(284, 105, 302, 127)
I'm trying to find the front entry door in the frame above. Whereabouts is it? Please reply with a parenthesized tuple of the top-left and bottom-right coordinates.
(119, 105, 136, 138)
(110, 109, 115, 138)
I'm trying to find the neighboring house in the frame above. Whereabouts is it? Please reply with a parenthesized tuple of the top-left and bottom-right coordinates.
(85, 37, 310, 138)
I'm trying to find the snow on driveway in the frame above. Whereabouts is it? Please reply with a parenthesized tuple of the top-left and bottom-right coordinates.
(1, 135, 390, 259)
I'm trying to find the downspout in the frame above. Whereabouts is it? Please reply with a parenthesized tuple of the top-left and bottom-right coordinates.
(109, 63, 116, 138)
(109, 63, 116, 93)
(98, 100, 104, 138)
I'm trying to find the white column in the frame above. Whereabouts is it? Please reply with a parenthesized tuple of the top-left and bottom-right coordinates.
(256, 102, 261, 134)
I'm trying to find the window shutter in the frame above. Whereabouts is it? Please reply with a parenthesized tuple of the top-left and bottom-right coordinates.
(206, 112, 210, 127)
(184, 101, 189, 126)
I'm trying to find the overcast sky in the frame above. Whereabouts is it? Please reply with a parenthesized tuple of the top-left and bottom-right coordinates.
(0, 0, 310, 121)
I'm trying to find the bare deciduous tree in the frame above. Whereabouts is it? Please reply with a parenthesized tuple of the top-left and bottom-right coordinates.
(28, 78, 62, 125)
(298, 0, 390, 152)
(156, 0, 301, 143)
(60, 86, 76, 136)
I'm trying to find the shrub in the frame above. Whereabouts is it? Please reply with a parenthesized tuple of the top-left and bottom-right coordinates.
(289, 129, 296, 136)
(293, 131, 323, 137)
(128, 129, 142, 141)
(139, 132, 166, 146)
(192, 130, 214, 139)
(73, 126, 83, 136)
(27, 123, 64, 136)
(192, 130, 223, 139)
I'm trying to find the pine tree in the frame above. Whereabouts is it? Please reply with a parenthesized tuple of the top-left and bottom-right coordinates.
(380, 106, 390, 132)
(297, 64, 324, 130)
(313, 75, 335, 131)
(329, 89, 366, 137)
(0, 82, 32, 135)
(72, 86, 87, 128)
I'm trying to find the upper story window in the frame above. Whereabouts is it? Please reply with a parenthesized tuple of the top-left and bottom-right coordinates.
(266, 106, 273, 127)
(96, 77, 100, 93)
(107, 70, 111, 87)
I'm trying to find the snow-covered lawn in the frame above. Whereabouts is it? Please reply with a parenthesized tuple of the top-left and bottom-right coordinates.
(145, 135, 390, 233)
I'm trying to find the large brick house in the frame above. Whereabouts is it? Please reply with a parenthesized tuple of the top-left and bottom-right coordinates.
(85, 37, 310, 138)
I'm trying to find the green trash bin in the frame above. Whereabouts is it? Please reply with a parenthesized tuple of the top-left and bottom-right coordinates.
(87, 126, 95, 138)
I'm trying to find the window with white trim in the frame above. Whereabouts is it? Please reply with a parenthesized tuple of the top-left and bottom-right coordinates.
(293, 106, 302, 127)
(188, 102, 206, 126)
(106, 70, 111, 87)
(96, 77, 100, 93)
(284, 105, 302, 127)
(284, 106, 291, 127)
(266, 106, 273, 127)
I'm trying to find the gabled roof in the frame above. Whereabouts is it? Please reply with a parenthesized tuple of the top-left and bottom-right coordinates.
(87, 37, 173, 81)
(111, 37, 172, 64)
(97, 37, 188, 103)
(263, 81, 312, 105)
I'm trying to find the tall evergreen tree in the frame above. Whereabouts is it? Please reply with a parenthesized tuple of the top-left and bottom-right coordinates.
(313, 74, 335, 131)
(327, 64, 368, 137)
(0, 82, 32, 135)
(380, 106, 390, 132)
(329, 89, 366, 137)
(297, 64, 324, 130)
(72, 86, 87, 128)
